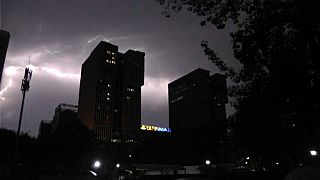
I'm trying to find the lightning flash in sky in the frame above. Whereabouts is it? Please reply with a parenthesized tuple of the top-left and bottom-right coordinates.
(0, 65, 80, 102)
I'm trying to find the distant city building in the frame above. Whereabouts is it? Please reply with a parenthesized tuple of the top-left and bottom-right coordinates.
(0, 30, 10, 85)
(78, 41, 144, 145)
(168, 68, 228, 135)
(38, 103, 79, 137)
(52, 103, 78, 132)
(38, 120, 52, 138)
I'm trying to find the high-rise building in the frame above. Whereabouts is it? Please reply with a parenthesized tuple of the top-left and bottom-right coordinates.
(78, 41, 144, 144)
(168, 68, 228, 134)
(0, 30, 10, 85)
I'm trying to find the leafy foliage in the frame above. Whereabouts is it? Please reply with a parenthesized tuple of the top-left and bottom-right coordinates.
(157, 0, 320, 168)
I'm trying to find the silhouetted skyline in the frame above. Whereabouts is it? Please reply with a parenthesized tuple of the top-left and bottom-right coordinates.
(0, 0, 235, 136)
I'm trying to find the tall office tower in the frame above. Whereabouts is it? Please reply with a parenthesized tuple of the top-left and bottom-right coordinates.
(168, 68, 228, 135)
(78, 41, 144, 144)
(0, 30, 10, 85)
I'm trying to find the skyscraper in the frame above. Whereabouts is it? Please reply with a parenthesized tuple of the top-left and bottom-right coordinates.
(168, 68, 228, 135)
(78, 41, 144, 144)
(0, 30, 10, 85)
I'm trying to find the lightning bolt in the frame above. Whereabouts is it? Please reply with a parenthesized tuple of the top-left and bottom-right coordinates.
(0, 78, 13, 102)
(0, 65, 80, 103)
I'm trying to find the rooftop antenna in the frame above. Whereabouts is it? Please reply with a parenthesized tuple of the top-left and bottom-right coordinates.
(28, 55, 31, 67)
(12, 57, 33, 179)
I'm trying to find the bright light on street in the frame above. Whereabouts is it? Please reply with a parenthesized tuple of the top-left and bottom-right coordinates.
(310, 150, 317, 156)
(94, 161, 101, 168)
(205, 160, 210, 165)
(116, 163, 120, 168)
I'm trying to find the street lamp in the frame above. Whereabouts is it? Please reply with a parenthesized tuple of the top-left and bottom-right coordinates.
(310, 150, 317, 156)
(116, 163, 120, 168)
(94, 160, 101, 169)
(205, 160, 211, 165)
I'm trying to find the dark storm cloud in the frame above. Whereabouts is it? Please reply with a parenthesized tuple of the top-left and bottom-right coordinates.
(1, 0, 236, 135)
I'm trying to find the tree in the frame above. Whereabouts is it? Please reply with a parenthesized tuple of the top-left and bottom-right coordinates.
(157, 0, 320, 169)
(37, 110, 97, 173)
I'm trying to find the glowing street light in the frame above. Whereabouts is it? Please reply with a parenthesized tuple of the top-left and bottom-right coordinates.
(310, 150, 318, 156)
(93, 160, 101, 168)
(205, 160, 211, 165)
(116, 163, 120, 168)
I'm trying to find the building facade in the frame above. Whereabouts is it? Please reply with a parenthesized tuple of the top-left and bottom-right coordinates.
(52, 103, 78, 132)
(78, 41, 144, 144)
(168, 68, 228, 163)
(168, 68, 228, 135)
(0, 30, 10, 85)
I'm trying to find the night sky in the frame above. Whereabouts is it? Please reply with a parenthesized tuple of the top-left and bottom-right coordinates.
(0, 0, 236, 136)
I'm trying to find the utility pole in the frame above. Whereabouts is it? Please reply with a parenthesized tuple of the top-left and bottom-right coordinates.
(12, 65, 32, 179)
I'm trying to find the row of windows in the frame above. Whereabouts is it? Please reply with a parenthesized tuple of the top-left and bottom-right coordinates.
(106, 59, 116, 64)
(94, 125, 112, 141)
(107, 50, 115, 55)
(127, 88, 135, 92)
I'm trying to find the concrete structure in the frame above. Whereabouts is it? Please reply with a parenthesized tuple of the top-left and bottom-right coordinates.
(38, 120, 52, 138)
(52, 103, 78, 132)
(0, 30, 10, 85)
(168, 68, 228, 135)
(78, 41, 144, 145)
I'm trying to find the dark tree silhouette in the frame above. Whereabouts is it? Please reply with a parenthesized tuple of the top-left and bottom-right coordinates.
(0, 128, 37, 179)
(37, 110, 97, 173)
(157, 0, 320, 169)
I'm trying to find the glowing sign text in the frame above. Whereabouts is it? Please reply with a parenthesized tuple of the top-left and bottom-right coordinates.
(141, 125, 172, 132)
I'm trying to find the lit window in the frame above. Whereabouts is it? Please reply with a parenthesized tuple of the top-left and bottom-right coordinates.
(112, 52, 115, 55)
(112, 56, 115, 60)
(107, 97, 110, 101)
(107, 84, 111, 87)
(107, 51, 111, 54)
(107, 93, 110, 96)
(126, 96, 130, 100)
(127, 88, 135, 92)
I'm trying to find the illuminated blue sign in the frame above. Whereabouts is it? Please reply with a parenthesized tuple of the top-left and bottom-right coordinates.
(141, 125, 172, 132)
